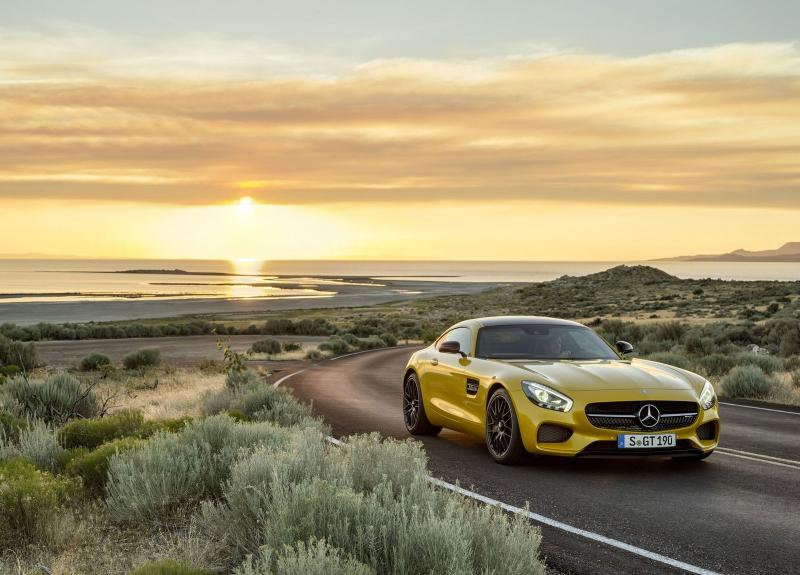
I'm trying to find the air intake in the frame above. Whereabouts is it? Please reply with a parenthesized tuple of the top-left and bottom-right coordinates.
(696, 421, 717, 440)
(537, 424, 573, 443)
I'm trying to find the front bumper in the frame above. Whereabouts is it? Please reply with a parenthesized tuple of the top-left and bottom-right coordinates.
(510, 387, 720, 457)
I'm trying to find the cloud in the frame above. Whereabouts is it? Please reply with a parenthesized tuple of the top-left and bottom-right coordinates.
(0, 30, 798, 209)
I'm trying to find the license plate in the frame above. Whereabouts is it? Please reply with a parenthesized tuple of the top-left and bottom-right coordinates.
(617, 433, 676, 449)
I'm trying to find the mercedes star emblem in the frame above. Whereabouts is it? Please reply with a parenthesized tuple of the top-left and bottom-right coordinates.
(638, 404, 660, 428)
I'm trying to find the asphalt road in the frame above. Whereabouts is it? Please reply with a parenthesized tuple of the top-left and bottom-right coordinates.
(273, 346, 800, 575)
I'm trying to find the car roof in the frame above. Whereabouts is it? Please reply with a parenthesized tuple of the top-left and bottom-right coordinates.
(452, 316, 586, 329)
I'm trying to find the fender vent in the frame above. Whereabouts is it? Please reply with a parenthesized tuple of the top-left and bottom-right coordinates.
(537, 424, 573, 443)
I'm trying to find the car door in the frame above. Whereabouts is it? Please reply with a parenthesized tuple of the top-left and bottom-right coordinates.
(426, 327, 475, 430)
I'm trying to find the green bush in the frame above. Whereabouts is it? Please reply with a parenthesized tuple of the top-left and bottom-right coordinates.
(225, 369, 263, 391)
(2, 373, 100, 424)
(319, 337, 351, 355)
(356, 336, 383, 350)
(223, 385, 313, 427)
(695, 353, 737, 377)
(61, 410, 148, 449)
(378, 333, 398, 347)
(0, 411, 28, 442)
(123, 348, 161, 370)
(66, 437, 143, 494)
(203, 432, 543, 575)
(236, 539, 375, 575)
(305, 349, 324, 361)
(250, 338, 282, 355)
(721, 366, 777, 400)
(130, 558, 213, 575)
(0, 458, 79, 547)
(733, 352, 782, 375)
(282, 342, 302, 352)
(0, 334, 39, 371)
(17, 419, 64, 473)
(78, 352, 112, 371)
(106, 416, 292, 525)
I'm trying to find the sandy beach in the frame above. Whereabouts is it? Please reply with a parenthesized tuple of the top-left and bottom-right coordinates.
(0, 277, 498, 325)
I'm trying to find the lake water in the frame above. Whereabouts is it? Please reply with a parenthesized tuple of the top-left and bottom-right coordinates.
(1, 258, 799, 303)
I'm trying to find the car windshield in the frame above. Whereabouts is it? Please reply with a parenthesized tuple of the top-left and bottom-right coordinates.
(476, 324, 618, 361)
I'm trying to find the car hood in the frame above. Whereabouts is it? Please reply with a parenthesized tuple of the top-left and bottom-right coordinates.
(509, 359, 695, 391)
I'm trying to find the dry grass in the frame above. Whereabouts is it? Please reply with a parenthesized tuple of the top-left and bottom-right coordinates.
(99, 368, 227, 420)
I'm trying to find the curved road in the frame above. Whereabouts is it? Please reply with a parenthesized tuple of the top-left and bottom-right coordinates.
(273, 346, 800, 575)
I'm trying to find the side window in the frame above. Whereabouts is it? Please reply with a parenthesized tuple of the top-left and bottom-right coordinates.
(437, 327, 472, 355)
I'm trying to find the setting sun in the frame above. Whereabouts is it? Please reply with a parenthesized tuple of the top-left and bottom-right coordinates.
(236, 196, 254, 217)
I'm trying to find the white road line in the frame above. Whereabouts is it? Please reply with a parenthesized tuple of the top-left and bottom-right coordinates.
(716, 447, 800, 466)
(271, 369, 306, 388)
(716, 449, 800, 470)
(328, 345, 408, 361)
(719, 402, 800, 416)
(428, 477, 723, 575)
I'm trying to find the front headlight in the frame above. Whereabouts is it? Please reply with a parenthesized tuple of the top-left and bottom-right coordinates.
(522, 381, 573, 412)
(699, 380, 716, 410)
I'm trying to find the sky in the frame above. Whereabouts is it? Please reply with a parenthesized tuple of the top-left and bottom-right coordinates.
(1, 1, 799, 261)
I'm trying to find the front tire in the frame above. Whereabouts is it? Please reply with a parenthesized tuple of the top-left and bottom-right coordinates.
(485, 389, 527, 465)
(403, 373, 441, 436)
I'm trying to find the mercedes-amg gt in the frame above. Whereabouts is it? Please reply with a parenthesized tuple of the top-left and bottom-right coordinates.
(402, 316, 720, 464)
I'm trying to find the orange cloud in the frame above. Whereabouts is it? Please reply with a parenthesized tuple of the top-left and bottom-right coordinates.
(0, 34, 798, 209)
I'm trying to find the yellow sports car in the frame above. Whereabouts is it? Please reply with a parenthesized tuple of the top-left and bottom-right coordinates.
(402, 316, 720, 464)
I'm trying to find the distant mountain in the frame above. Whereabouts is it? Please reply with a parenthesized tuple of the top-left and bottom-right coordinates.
(660, 242, 800, 262)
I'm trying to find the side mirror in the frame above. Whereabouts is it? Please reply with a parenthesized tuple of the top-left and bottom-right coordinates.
(616, 341, 634, 355)
(439, 340, 466, 357)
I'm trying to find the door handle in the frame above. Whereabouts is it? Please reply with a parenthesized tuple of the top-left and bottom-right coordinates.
(430, 358, 439, 366)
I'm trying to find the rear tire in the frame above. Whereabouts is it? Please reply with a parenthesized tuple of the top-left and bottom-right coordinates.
(403, 373, 441, 436)
(485, 388, 527, 465)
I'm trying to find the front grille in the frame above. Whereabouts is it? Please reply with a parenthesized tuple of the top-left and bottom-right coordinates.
(585, 401, 698, 432)
(537, 424, 573, 443)
(578, 439, 701, 458)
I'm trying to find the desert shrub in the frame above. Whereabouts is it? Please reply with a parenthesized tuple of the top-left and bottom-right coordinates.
(78, 352, 112, 371)
(654, 321, 687, 342)
(0, 411, 28, 442)
(0, 458, 79, 547)
(721, 366, 777, 400)
(198, 358, 224, 374)
(305, 348, 324, 360)
(225, 368, 263, 391)
(695, 353, 738, 377)
(319, 337, 351, 355)
(228, 385, 313, 427)
(0, 334, 39, 371)
(250, 338, 282, 355)
(282, 342, 302, 352)
(61, 409, 148, 449)
(329, 434, 427, 496)
(204, 432, 543, 575)
(203, 387, 236, 416)
(130, 559, 213, 575)
(732, 352, 782, 375)
(106, 416, 292, 525)
(340, 333, 360, 346)
(2, 373, 100, 424)
(378, 333, 398, 347)
(106, 433, 215, 524)
(66, 437, 143, 494)
(123, 348, 161, 370)
(354, 336, 382, 350)
(17, 419, 64, 473)
(643, 352, 691, 370)
(236, 539, 375, 575)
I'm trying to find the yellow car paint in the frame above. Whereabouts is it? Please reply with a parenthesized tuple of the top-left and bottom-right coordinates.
(403, 316, 720, 459)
